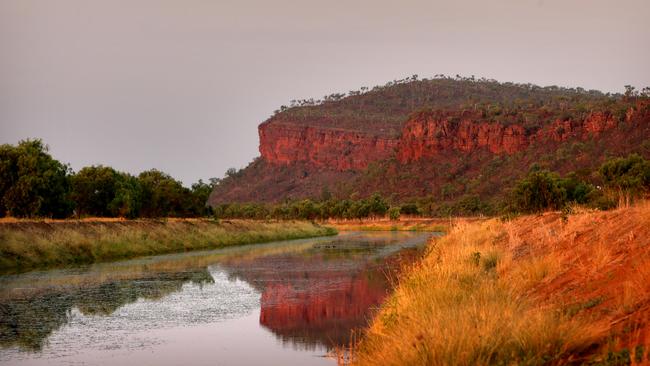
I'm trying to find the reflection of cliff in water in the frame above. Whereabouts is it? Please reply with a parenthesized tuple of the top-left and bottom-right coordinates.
(0, 269, 213, 351)
(259, 268, 388, 350)
(218, 238, 423, 350)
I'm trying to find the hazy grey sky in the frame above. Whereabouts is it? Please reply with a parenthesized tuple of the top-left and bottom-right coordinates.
(1, 0, 649, 185)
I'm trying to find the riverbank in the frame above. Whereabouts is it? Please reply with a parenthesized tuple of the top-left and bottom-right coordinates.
(0, 219, 336, 271)
(326, 218, 483, 233)
(354, 202, 650, 365)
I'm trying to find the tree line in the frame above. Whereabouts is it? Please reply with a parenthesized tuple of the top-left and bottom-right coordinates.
(213, 153, 649, 220)
(1, 139, 648, 220)
(212, 193, 392, 221)
(0, 139, 214, 218)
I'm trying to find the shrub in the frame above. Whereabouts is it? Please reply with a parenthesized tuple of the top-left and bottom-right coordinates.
(512, 169, 567, 212)
(399, 203, 420, 216)
(388, 207, 400, 220)
(599, 154, 650, 200)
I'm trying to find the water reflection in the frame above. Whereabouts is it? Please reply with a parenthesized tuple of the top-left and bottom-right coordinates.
(0, 270, 214, 351)
(0, 232, 432, 362)
(259, 269, 389, 349)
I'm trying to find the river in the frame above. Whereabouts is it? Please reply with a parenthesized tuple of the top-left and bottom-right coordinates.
(0, 231, 435, 366)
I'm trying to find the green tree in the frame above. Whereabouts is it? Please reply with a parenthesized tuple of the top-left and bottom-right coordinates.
(599, 154, 650, 204)
(138, 169, 192, 217)
(367, 193, 389, 217)
(70, 166, 121, 217)
(388, 206, 401, 220)
(0, 144, 18, 217)
(291, 199, 318, 220)
(558, 172, 593, 204)
(108, 173, 142, 218)
(453, 195, 492, 215)
(0, 139, 72, 218)
(599, 154, 650, 193)
(190, 179, 215, 216)
(400, 203, 420, 216)
(513, 169, 567, 212)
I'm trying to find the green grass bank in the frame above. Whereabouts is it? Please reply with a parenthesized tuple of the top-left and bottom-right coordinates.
(0, 219, 337, 271)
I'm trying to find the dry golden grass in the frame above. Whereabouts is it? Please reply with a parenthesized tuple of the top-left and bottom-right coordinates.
(354, 201, 650, 365)
(327, 217, 484, 233)
(0, 219, 336, 271)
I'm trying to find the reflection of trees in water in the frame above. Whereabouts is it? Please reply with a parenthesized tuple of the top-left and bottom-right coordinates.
(0, 269, 213, 351)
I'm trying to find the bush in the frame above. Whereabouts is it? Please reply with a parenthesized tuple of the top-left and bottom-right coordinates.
(599, 154, 650, 198)
(388, 207, 401, 220)
(512, 169, 567, 213)
(400, 203, 420, 216)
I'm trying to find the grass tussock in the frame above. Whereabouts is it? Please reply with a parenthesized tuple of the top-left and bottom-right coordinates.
(354, 220, 600, 366)
(0, 219, 336, 271)
(355, 201, 650, 365)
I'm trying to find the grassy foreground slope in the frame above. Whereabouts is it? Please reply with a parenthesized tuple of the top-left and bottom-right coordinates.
(0, 220, 336, 271)
(355, 203, 650, 365)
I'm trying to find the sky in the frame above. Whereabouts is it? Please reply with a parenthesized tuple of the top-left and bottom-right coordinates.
(1, 0, 649, 186)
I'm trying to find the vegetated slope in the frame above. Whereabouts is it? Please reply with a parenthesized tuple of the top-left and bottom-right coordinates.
(209, 76, 650, 207)
(354, 202, 650, 365)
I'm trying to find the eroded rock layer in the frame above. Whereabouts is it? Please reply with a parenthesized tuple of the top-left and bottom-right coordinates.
(259, 121, 399, 170)
(259, 105, 648, 169)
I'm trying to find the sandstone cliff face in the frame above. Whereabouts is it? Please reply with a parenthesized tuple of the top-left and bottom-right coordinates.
(397, 110, 628, 162)
(396, 116, 528, 162)
(257, 104, 647, 172)
(259, 121, 399, 170)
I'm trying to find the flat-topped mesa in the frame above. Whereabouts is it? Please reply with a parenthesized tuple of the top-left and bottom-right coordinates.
(211, 78, 650, 204)
(258, 120, 399, 171)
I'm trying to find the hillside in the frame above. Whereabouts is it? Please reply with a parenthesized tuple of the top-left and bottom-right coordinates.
(208, 76, 650, 209)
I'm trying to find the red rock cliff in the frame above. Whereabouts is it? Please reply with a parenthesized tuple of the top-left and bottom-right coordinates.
(396, 113, 528, 162)
(259, 104, 648, 169)
(396, 109, 637, 162)
(259, 121, 399, 171)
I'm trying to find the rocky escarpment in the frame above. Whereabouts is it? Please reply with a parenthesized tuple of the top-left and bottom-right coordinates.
(396, 111, 529, 161)
(396, 109, 637, 162)
(259, 106, 648, 169)
(210, 78, 650, 205)
(259, 121, 399, 170)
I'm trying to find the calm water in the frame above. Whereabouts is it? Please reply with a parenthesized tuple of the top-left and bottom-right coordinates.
(0, 232, 434, 366)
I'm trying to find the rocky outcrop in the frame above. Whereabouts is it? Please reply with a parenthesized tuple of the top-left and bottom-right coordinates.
(259, 121, 399, 170)
(397, 110, 632, 162)
(260, 110, 631, 168)
(210, 98, 650, 205)
(396, 113, 528, 162)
